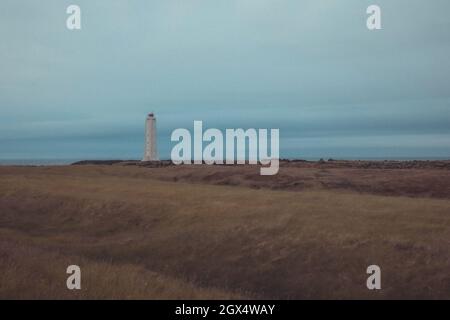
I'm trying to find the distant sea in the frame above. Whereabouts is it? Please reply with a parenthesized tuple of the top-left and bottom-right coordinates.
(0, 159, 83, 166)
(1, 157, 449, 166)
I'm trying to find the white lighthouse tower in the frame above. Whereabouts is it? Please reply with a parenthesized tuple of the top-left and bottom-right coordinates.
(143, 113, 159, 161)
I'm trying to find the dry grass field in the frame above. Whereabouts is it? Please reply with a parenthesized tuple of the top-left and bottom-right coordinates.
(1, 162, 450, 299)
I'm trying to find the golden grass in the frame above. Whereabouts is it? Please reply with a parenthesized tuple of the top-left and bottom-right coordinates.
(0, 237, 242, 299)
(1, 165, 450, 299)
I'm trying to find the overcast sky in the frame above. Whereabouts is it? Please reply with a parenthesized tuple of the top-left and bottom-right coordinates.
(1, 0, 449, 160)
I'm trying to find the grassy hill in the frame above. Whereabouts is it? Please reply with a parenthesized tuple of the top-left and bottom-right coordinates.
(1, 165, 450, 299)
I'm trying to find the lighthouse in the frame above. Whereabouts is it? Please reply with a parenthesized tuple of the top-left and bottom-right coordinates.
(143, 113, 159, 161)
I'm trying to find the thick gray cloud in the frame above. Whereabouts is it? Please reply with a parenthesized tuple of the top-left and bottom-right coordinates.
(0, 0, 449, 159)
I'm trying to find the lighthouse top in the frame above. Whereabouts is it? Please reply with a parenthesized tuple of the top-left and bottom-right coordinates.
(148, 112, 155, 118)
